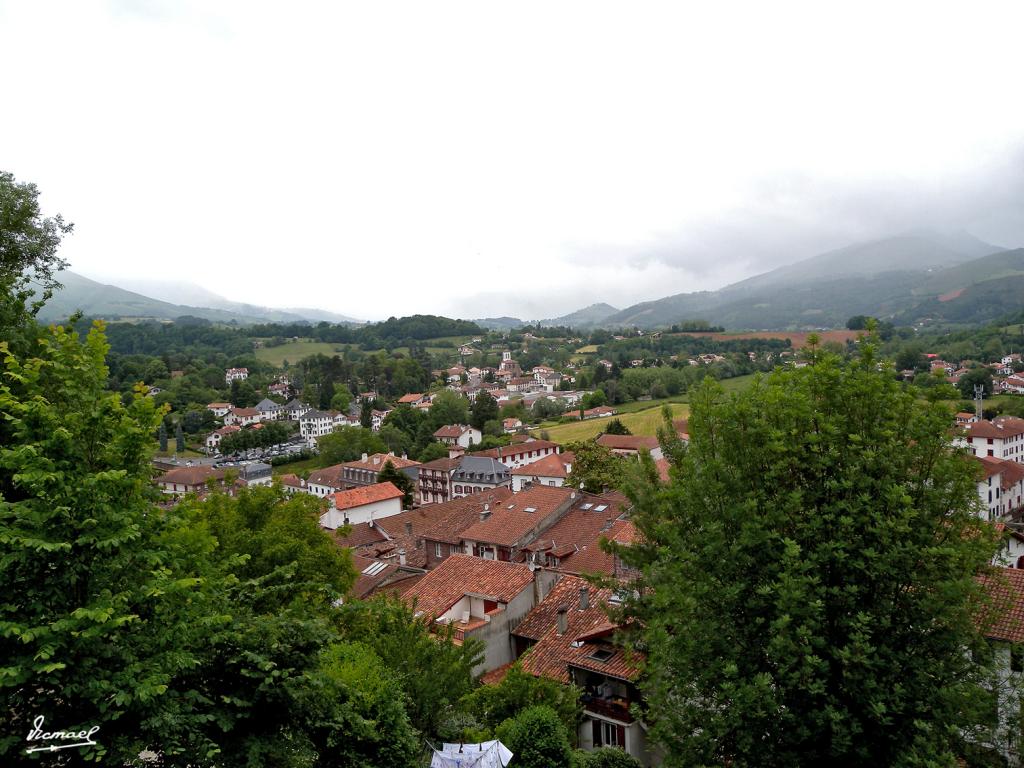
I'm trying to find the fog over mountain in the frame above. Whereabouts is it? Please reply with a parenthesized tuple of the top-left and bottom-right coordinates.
(4, 2, 1024, 320)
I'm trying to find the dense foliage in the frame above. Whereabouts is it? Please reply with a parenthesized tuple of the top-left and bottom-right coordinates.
(617, 345, 1002, 766)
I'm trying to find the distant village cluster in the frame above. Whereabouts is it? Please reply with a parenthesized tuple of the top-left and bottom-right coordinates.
(146, 341, 1024, 766)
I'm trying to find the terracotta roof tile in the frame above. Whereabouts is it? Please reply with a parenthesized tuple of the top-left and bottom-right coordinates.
(155, 466, 226, 486)
(977, 567, 1024, 643)
(307, 464, 348, 488)
(332, 482, 404, 511)
(515, 575, 640, 684)
(511, 451, 574, 478)
(419, 488, 516, 545)
(341, 453, 420, 472)
(460, 486, 575, 548)
(401, 554, 533, 619)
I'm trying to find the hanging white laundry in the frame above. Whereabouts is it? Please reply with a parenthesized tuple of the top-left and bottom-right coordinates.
(430, 740, 513, 768)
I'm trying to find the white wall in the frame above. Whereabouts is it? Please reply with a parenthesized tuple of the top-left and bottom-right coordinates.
(320, 497, 402, 529)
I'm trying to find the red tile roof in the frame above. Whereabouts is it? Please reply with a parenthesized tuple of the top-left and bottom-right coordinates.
(434, 425, 472, 439)
(229, 407, 261, 417)
(307, 464, 347, 488)
(398, 393, 425, 403)
(475, 440, 559, 462)
(419, 488, 516, 545)
(511, 451, 574, 479)
(350, 555, 400, 598)
(977, 567, 1024, 643)
(559, 519, 638, 577)
(596, 434, 659, 452)
(341, 453, 420, 471)
(515, 575, 640, 683)
(460, 486, 575, 547)
(332, 482, 404, 511)
(401, 554, 533, 619)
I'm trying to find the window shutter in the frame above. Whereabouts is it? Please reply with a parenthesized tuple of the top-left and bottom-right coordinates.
(616, 724, 626, 747)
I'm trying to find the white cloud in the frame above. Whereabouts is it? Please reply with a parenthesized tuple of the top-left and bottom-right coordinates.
(2, 0, 1023, 320)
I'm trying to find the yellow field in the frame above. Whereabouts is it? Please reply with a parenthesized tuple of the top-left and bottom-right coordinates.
(255, 340, 347, 367)
(536, 403, 690, 443)
(575, 344, 599, 354)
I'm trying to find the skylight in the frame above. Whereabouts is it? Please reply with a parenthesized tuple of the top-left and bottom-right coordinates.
(580, 503, 594, 510)
(361, 561, 388, 576)
(524, 507, 537, 513)
(594, 504, 608, 512)
(588, 648, 615, 663)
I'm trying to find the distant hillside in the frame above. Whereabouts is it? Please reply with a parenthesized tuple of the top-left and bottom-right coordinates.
(37, 272, 361, 325)
(541, 302, 619, 328)
(602, 231, 1006, 329)
(89, 276, 362, 324)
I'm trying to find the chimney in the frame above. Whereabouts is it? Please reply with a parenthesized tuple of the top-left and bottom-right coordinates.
(603, 517, 613, 531)
(398, 548, 407, 566)
(361, 453, 368, 462)
(579, 586, 589, 610)
(480, 503, 491, 522)
(557, 606, 568, 636)
(405, 521, 413, 536)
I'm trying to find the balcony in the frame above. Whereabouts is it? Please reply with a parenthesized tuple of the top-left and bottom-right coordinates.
(582, 694, 635, 724)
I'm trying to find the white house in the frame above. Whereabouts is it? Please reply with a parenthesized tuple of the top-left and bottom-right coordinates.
(206, 425, 240, 454)
(225, 367, 249, 384)
(283, 399, 311, 420)
(975, 456, 1024, 522)
(206, 402, 233, 418)
(223, 407, 263, 427)
(300, 409, 340, 445)
(956, 417, 1024, 463)
(475, 439, 560, 470)
(320, 482, 405, 529)
(511, 451, 574, 491)
(433, 424, 482, 449)
(255, 398, 284, 421)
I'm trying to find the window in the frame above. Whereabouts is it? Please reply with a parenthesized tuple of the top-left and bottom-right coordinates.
(588, 648, 615, 663)
(434, 542, 442, 558)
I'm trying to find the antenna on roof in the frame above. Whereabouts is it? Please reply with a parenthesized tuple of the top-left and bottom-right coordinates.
(975, 384, 985, 420)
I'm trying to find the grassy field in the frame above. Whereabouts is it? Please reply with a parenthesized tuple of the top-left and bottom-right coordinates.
(575, 344, 599, 354)
(271, 455, 322, 477)
(536, 403, 690, 443)
(256, 340, 348, 367)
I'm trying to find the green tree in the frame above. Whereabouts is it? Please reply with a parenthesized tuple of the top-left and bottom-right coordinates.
(175, 421, 185, 452)
(958, 366, 994, 399)
(309, 642, 421, 767)
(602, 418, 630, 435)
(317, 425, 386, 465)
(617, 349, 1000, 767)
(229, 377, 258, 407)
(471, 390, 499, 430)
(336, 597, 483, 738)
(159, 421, 168, 452)
(378, 460, 414, 508)
(429, 390, 470, 429)
(0, 321, 203, 762)
(496, 705, 572, 768)
(330, 388, 352, 413)
(360, 398, 373, 429)
(0, 170, 73, 348)
(565, 440, 625, 493)
(418, 441, 451, 462)
(460, 662, 581, 740)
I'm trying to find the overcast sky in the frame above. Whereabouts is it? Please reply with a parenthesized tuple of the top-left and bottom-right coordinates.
(3, 1, 1024, 321)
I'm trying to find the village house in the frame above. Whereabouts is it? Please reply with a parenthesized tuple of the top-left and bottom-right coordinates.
(371, 408, 393, 431)
(975, 456, 1024, 521)
(957, 411, 980, 426)
(417, 489, 516, 568)
(222, 407, 263, 427)
(521, 492, 635, 576)
(459, 485, 577, 562)
(503, 417, 524, 433)
(510, 575, 652, 765)
(206, 402, 233, 418)
(956, 417, 1024, 462)
(451, 456, 512, 499)
(511, 451, 574, 491)
(224, 367, 249, 384)
(299, 409, 337, 444)
(282, 399, 311, 420)
(434, 424, 482, 449)
(418, 457, 461, 505)
(402, 555, 536, 674)
(306, 464, 348, 498)
(206, 425, 240, 454)
(320, 482, 405, 529)
(340, 452, 420, 489)
(397, 392, 429, 407)
(238, 462, 273, 487)
(563, 406, 617, 421)
(349, 554, 425, 600)
(475, 438, 560, 470)
(254, 398, 284, 420)
(154, 465, 227, 496)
